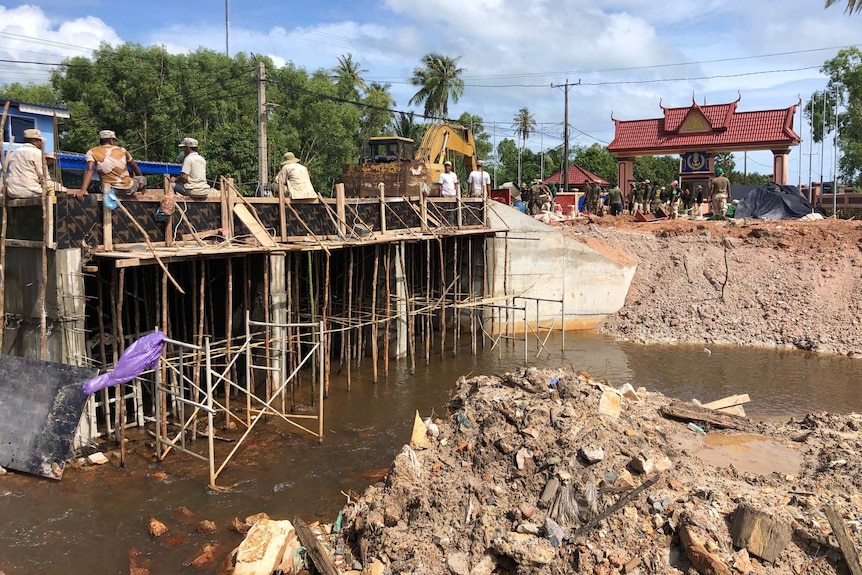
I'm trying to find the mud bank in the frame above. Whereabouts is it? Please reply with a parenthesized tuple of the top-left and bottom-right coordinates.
(227, 367, 862, 575)
(576, 218, 862, 356)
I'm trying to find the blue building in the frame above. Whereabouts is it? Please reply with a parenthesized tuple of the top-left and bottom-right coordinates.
(1, 97, 68, 155)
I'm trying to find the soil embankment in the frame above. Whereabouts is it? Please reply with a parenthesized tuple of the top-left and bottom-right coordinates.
(576, 217, 862, 356)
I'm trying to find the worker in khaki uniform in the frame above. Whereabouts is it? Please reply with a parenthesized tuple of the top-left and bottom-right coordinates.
(276, 152, 316, 199)
(708, 167, 732, 221)
(2, 128, 53, 198)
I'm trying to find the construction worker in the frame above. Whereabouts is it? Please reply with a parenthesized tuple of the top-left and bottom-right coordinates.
(78, 129, 146, 199)
(607, 185, 624, 216)
(530, 179, 552, 213)
(587, 180, 599, 214)
(2, 128, 53, 199)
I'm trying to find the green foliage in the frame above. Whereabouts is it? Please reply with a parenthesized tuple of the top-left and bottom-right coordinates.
(571, 144, 617, 184)
(456, 112, 492, 162)
(390, 112, 427, 142)
(806, 47, 862, 184)
(633, 155, 679, 186)
(408, 54, 464, 120)
(713, 152, 736, 175)
(0, 82, 62, 106)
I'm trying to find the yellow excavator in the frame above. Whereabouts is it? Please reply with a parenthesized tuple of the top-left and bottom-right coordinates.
(342, 123, 477, 197)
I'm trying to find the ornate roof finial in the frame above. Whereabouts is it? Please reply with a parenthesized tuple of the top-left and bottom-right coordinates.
(692, 92, 696, 105)
(734, 90, 742, 103)
(658, 97, 664, 110)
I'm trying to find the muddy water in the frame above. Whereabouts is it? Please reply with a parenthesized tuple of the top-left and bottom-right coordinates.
(3, 333, 862, 574)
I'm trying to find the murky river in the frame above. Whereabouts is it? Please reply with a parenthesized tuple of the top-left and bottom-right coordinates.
(2, 332, 862, 574)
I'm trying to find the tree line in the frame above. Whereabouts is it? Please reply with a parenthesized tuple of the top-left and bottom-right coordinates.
(2, 42, 814, 195)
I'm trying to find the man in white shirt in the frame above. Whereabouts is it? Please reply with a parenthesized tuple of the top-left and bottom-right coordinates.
(172, 137, 211, 197)
(466, 159, 491, 198)
(3, 128, 50, 199)
(438, 160, 459, 197)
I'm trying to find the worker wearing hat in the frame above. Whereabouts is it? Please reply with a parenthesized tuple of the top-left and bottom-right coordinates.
(2, 128, 55, 199)
(438, 160, 459, 198)
(275, 151, 316, 199)
(708, 167, 731, 221)
(466, 159, 490, 199)
(78, 129, 146, 199)
(171, 137, 211, 198)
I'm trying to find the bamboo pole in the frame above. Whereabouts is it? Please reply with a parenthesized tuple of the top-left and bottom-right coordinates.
(452, 238, 459, 356)
(469, 238, 476, 355)
(159, 267, 168, 458)
(383, 245, 391, 379)
(116, 268, 126, 466)
(322, 252, 331, 397)
(346, 249, 353, 390)
(439, 239, 446, 359)
(370, 246, 379, 383)
(225, 258, 232, 428)
(193, 260, 206, 440)
(355, 250, 364, 368)
(402, 245, 416, 374)
(263, 254, 271, 403)
(425, 239, 431, 364)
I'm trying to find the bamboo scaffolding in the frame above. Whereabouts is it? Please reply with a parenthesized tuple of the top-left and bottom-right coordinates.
(370, 246, 379, 383)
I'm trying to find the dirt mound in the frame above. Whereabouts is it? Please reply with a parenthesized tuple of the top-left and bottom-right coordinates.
(332, 368, 862, 574)
(557, 217, 862, 356)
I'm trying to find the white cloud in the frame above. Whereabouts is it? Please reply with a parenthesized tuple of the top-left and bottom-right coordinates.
(0, 4, 121, 85)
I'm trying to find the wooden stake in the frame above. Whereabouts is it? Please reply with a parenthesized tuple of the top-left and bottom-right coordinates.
(159, 267, 168, 458)
(39, 192, 48, 360)
(826, 506, 862, 575)
(114, 201, 185, 294)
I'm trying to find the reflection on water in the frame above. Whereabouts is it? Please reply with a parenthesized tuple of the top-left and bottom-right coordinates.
(2, 332, 862, 573)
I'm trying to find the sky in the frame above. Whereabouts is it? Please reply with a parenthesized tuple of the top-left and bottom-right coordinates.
(0, 0, 858, 183)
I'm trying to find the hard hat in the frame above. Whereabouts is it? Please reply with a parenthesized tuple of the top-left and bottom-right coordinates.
(715, 167, 724, 175)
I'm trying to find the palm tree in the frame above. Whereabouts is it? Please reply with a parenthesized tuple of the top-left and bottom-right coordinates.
(391, 112, 426, 143)
(825, 0, 861, 13)
(408, 53, 464, 121)
(332, 53, 368, 94)
(513, 107, 536, 186)
(359, 82, 396, 142)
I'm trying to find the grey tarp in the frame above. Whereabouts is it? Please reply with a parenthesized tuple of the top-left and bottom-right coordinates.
(733, 183, 812, 220)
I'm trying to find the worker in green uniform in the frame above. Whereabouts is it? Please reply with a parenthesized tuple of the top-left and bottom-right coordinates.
(709, 167, 732, 220)
(607, 185, 624, 216)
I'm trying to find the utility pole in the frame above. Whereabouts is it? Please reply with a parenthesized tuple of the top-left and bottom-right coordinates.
(833, 87, 839, 217)
(551, 79, 579, 192)
(225, 0, 230, 56)
(257, 60, 268, 194)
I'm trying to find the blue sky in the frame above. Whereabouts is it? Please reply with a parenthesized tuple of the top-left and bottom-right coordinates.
(1, 0, 859, 182)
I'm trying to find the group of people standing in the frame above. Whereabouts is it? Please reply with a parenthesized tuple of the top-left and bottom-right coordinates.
(626, 169, 731, 220)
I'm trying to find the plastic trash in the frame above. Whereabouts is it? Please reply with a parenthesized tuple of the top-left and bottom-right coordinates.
(103, 189, 119, 211)
(82, 331, 167, 394)
(333, 511, 343, 533)
(687, 422, 707, 435)
(549, 377, 560, 388)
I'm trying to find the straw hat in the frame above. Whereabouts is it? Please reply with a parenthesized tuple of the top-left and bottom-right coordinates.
(281, 152, 300, 165)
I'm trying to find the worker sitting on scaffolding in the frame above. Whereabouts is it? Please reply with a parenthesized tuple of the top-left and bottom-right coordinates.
(275, 151, 317, 200)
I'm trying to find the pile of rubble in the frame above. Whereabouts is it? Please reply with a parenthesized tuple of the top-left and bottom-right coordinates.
(306, 367, 862, 575)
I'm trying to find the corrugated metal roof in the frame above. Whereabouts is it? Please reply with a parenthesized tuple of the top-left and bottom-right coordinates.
(609, 100, 800, 154)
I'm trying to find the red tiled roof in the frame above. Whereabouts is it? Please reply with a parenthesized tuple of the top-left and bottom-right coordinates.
(543, 163, 609, 186)
(608, 99, 801, 155)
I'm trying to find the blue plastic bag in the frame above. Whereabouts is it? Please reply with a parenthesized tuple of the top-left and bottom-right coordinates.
(103, 189, 119, 211)
(82, 331, 167, 394)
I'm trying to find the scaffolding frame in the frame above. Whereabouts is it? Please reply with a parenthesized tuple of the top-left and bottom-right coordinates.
(153, 314, 325, 489)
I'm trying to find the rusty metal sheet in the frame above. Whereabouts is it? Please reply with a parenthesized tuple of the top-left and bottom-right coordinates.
(0, 355, 96, 479)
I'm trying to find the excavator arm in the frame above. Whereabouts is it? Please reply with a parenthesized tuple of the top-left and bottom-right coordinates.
(417, 123, 477, 173)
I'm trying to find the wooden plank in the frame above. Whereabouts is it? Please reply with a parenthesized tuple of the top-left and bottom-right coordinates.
(660, 400, 753, 431)
(717, 405, 747, 417)
(182, 229, 219, 241)
(730, 504, 792, 563)
(233, 203, 278, 248)
(826, 506, 862, 575)
(4, 239, 45, 248)
(703, 394, 751, 410)
(293, 518, 339, 575)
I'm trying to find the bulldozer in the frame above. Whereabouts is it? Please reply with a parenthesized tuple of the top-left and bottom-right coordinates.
(342, 123, 477, 197)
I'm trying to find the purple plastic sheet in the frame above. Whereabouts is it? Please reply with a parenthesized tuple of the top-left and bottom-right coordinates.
(82, 331, 167, 394)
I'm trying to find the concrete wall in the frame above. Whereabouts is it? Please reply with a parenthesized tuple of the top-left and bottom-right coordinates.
(486, 203, 636, 331)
